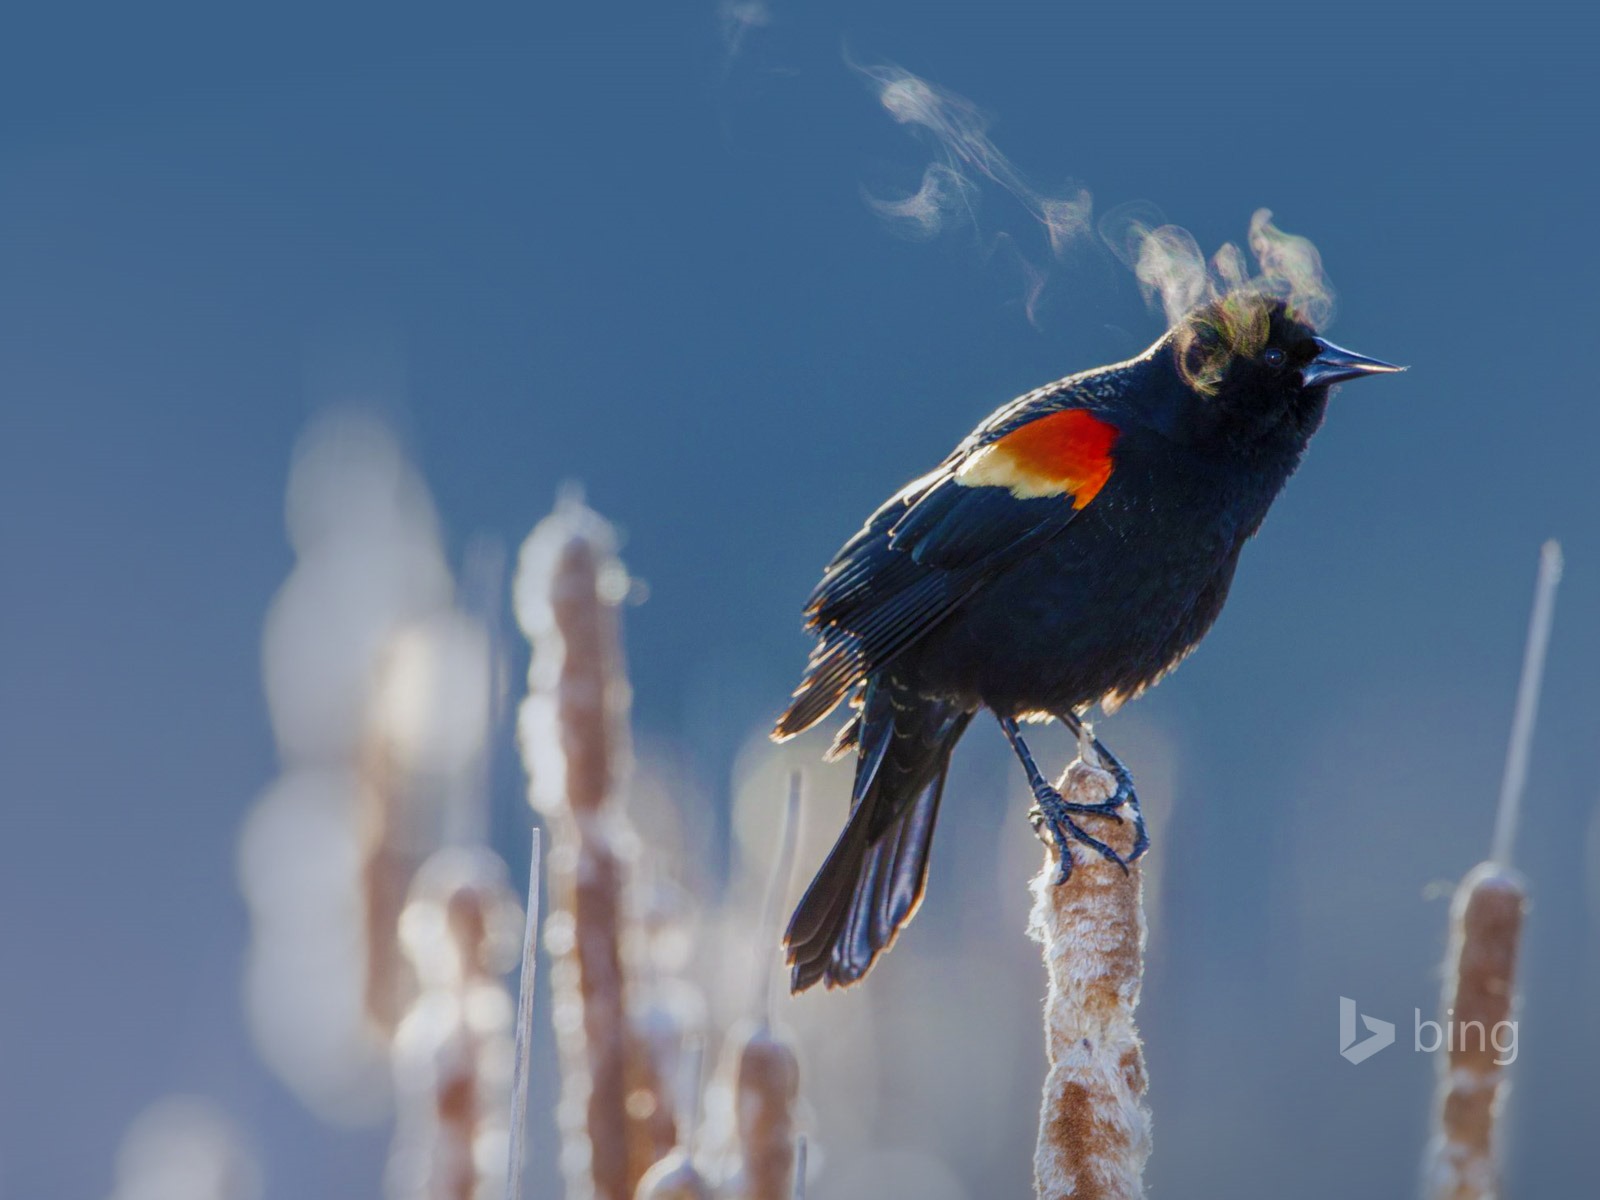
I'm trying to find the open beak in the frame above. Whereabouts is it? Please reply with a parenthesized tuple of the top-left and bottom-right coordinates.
(1302, 337, 1405, 388)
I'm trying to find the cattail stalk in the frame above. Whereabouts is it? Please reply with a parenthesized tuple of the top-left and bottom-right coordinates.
(1423, 541, 1560, 1200)
(515, 498, 673, 1200)
(1490, 542, 1562, 867)
(1029, 758, 1151, 1200)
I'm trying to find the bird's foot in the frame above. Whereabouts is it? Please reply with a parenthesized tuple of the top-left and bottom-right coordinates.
(1028, 782, 1129, 885)
(1069, 719, 1150, 864)
(999, 712, 1149, 879)
(1088, 751, 1149, 863)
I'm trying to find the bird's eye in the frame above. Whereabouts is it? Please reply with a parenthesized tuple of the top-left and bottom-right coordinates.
(1263, 348, 1287, 367)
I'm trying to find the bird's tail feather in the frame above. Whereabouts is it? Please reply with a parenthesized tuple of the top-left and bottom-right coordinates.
(784, 677, 971, 991)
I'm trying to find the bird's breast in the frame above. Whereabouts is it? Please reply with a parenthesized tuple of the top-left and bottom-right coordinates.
(902, 434, 1280, 713)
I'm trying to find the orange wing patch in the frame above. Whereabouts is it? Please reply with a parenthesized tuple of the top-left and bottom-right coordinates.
(954, 409, 1119, 508)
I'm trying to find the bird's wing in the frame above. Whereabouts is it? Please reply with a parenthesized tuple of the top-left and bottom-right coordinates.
(774, 393, 1121, 737)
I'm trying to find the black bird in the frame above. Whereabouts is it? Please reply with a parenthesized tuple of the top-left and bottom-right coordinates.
(773, 294, 1401, 992)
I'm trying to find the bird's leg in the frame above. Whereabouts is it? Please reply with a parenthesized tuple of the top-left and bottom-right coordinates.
(996, 715, 1126, 884)
(1057, 710, 1149, 863)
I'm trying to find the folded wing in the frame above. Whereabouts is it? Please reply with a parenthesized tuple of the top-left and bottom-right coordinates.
(774, 400, 1121, 737)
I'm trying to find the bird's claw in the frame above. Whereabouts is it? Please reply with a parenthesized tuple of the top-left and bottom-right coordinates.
(1081, 743, 1150, 865)
(1027, 785, 1130, 884)
(1001, 713, 1150, 877)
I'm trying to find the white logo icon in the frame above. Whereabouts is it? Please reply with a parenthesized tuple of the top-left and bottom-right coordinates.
(1339, 996, 1395, 1064)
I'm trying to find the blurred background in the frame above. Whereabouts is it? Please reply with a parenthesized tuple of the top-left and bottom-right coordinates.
(4, 1, 1600, 1196)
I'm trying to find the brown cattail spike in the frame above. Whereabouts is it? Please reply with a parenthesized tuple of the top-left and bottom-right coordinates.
(1423, 864, 1526, 1200)
(515, 498, 650, 1200)
(1424, 541, 1559, 1200)
(729, 1027, 800, 1200)
(1030, 758, 1151, 1200)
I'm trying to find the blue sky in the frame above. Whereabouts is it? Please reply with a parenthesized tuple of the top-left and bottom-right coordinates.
(4, 2, 1599, 1196)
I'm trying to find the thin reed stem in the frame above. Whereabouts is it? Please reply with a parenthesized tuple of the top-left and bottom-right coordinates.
(505, 828, 543, 1200)
(755, 774, 802, 1027)
(726, 774, 803, 1200)
(1490, 540, 1562, 866)
(791, 1136, 807, 1200)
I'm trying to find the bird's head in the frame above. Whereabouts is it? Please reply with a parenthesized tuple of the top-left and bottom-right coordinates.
(1160, 293, 1402, 451)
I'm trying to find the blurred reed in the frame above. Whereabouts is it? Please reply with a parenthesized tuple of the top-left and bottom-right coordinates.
(514, 497, 676, 1200)
(242, 413, 472, 1125)
(791, 1136, 807, 1200)
(634, 1040, 713, 1200)
(1029, 758, 1151, 1200)
(722, 776, 803, 1200)
(1423, 541, 1560, 1200)
(107, 1096, 262, 1200)
(725, 1027, 801, 1200)
(359, 736, 419, 1038)
(633, 1153, 713, 1200)
(386, 848, 523, 1200)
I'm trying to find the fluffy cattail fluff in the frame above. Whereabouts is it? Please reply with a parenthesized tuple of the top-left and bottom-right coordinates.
(1029, 757, 1151, 1200)
(1423, 542, 1558, 1200)
(514, 496, 673, 1200)
(386, 847, 523, 1200)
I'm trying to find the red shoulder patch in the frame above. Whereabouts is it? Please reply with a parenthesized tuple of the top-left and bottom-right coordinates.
(955, 409, 1119, 508)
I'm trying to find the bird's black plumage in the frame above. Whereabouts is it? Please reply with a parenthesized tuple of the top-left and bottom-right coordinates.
(774, 295, 1401, 991)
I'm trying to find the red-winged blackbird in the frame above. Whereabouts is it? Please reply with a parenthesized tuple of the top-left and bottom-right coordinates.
(773, 295, 1401, 992)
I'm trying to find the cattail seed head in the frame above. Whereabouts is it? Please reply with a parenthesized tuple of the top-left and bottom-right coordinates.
(1029, 759, 1150, 1200)
(1423, 863, 1527, 1200)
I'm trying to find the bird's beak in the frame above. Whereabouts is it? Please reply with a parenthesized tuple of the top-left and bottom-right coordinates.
(1302, 337, 1405, 388)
